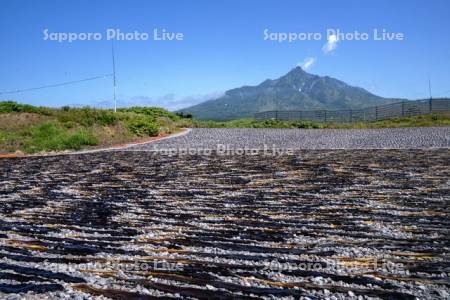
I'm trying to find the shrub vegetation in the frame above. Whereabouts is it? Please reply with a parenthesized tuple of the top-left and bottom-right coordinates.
(0, 101, 171, 154)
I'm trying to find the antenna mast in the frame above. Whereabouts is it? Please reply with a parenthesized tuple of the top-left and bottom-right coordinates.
(112, 43, 117, 112)
(428, 76, 432, 100)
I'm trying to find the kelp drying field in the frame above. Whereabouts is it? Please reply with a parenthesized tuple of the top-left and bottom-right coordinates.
(0, 150, 449, 299)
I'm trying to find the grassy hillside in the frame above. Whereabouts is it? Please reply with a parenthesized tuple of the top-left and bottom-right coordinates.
(0, 101, 183, 154)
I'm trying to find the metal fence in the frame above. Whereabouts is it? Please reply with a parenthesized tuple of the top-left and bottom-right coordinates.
(254, 99, 450, 123)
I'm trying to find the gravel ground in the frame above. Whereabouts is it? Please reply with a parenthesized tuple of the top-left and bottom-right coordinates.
(0, 150, 449, 299)
(128, 127, 450, 151)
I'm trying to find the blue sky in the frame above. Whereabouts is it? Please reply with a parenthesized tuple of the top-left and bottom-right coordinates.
(0, 0, 449, 110)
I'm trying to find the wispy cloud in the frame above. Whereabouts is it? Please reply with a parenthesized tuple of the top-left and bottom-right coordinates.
(173, 91, 225, 110)
(322, 34, 339, 54)
(299, 57, 316, 70)
(91, 91, 225, 111)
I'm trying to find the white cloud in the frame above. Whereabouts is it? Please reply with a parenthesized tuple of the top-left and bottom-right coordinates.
(298, 57, 316, 70)
(91, 91, 225, 111)
(322, 34, 339, 54)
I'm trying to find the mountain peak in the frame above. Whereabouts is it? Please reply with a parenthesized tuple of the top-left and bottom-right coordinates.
(277, 65, 313, 85)
(179, 67, 396, 120)
(287, 66, 306, 75)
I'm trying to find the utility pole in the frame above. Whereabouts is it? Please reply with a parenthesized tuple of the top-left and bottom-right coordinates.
(428, 76, 432, 100)
(112, 43, 117, 112)
(428, 76, 433, 113)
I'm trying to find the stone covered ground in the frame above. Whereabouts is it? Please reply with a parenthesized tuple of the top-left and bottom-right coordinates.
(128, 128, 450, 150)
(0, 147, 449, 299)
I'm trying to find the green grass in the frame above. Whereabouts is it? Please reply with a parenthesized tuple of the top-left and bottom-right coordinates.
(118, 106, 180, 121)
(126, 116, 160, 136)
(0, 101, 177, 154)
(56, 108, 119, 126)
(21, 123, 97, 153)
(1, 122, 97, 153)
(0, 101, 44, 114)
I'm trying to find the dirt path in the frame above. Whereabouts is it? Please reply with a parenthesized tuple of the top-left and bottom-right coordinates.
(128, 127, 450, 151)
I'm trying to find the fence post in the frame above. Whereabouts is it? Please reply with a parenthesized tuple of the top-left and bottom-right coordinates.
(349, 109, 353, 122)
(375, 106, 378, 121)
(324, 110, 327, 122)
(429, 98, 433, 113)
(401, 101, 405, 117)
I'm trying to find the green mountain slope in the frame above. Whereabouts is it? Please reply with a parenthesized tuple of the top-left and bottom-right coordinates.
(179, 67, 399, 120)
